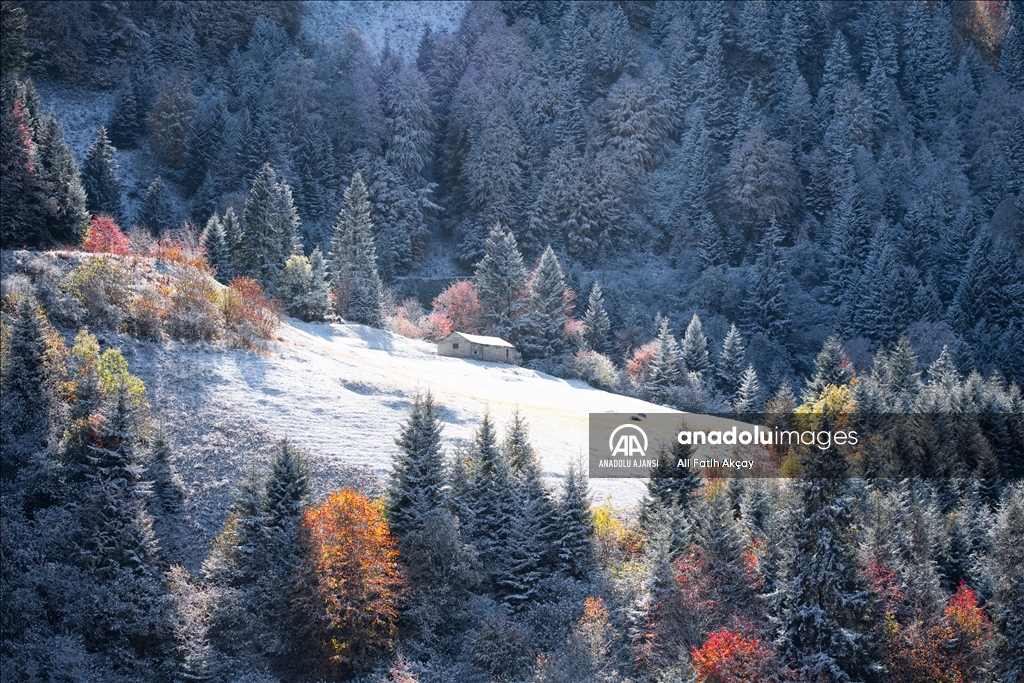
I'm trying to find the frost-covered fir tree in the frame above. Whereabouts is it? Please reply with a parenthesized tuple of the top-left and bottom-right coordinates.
(258, 440, 311, 653)
(190, 169, 218, 225)
(460, 414, 516, 590)
(380, 62, 434, 180)
(522, 245, 572, 360)
(695, 22, 733, 146)
(716, 323, 746, 398)
(238, 163, 285, 289)
(329, 171, 383, 327)
(680, 313, 712, 379)
(137, 176, 175, 236)
(554, 457, 594, 579)
(647, 317, 681, 405)
(221, 206, 241, 271)
(745, 217, 790, 343)
(0, 97, 45, 248)
(293, 123, 336, 227)
(305, 247, 330, 321)
(499, 411, 559, 606)
(183, 98, 225, 194)
(107, 76, 142, 148)
(990, 485, 1024, 680)
(695, 210, 728, 269)
(0, 296, 51, 444)
(724, 123, 797, 228)
(262, 439, 310, 560)
(237, 163, 300, 294)
(34, 110, 89, 245)
(638, 438, 700, 528)
(582, 282, 612, 354)
(462, 106, 525, 258)
(732, 364, 763, 413)
(782, 389, 871, 682)
(804, 335, 855, 402)
(474, 224, 530, 346)
(82, 127, 124, 221)
(387, 392, 447, 541)
(367, 160, 433, 280)
(201, 213, 232, 284)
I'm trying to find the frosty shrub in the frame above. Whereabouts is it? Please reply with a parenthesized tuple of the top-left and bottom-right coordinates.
(385, 298, 426, 339)
(571, 349, 621, 392)
(126, 284, 164, 340)
(164, 264, 223, 341)
(16, 254, 66, 318)
(222, 277, 277, 351)
(59, 256, 130, 329)
(467, 612, 535, 681)
(279, 253, 329, 322)
(626, 341, 659, 388)
(81, 215, 130, 255)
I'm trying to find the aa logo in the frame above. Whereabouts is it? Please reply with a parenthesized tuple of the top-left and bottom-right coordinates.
(609, 424, 648, 458)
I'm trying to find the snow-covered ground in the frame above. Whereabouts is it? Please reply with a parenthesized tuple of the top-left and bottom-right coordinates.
(208, 319, 665, 506)
(114, 317, 678, 571)
(302, 1, 468, 59)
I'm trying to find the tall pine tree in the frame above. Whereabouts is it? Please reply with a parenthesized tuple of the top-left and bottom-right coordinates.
(137, 176, 175, 237)
(0, 97, 44, 247)
(237, 163, 299, 294)
(81, 126, 124, 222)
(782, 387, 872, 682)
(34, 110, 88, 244)
(201, 213, 232, 284)
(582, 282, 611, 354)
(329, 171, 383, 326)
(474, 224, 530, 346)
(387, 392, 447, 541)
(716, 323, 746, 398)
(522, 245, 572, 360)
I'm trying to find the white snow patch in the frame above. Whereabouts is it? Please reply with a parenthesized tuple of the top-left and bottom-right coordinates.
(200, 319, 667, 507)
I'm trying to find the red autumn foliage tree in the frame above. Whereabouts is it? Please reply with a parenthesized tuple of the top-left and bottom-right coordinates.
(293, 490, 406, 677)
(943, 581, 993, 682)
(691, 629, 793, 683)
(82, 214, 130, 255)
(424, 279, 482, 339)
(626, 340, 660, 384)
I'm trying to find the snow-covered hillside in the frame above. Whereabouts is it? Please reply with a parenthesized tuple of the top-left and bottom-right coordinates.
(207, 319, 662, 504)
(125, 318, 666, 570)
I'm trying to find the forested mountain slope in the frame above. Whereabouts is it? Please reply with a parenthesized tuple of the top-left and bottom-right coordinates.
(4, 0, 1022, 390)
(3, 2, 1024, 682)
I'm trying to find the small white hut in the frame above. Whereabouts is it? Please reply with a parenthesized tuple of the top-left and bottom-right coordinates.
(437, 332, 516, 364)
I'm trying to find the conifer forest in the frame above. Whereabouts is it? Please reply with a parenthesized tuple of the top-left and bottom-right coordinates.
(1, 1, 1023, 681)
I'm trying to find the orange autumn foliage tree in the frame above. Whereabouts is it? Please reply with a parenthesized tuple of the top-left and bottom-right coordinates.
(691, 629, 793, 683)
(943, 582, 993, 682)
(294, 490, 406, 677)
(868, 559, 993, 683)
